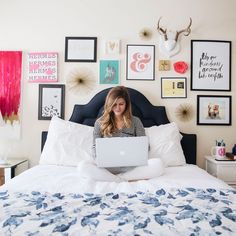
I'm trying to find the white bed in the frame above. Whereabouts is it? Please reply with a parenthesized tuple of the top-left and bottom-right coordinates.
(0, 88, 235, 235)
(0, 164, 230, 194)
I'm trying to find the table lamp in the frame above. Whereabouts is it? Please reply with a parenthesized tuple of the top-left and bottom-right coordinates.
(0, 112, 4, 126)
(0, 112, 8, 164)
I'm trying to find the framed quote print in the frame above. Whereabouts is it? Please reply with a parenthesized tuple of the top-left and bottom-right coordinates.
(126, 44, 155, 80)
(197, 95, 231, 125)
(65, 37, 97, 62)
(191, 40, 231, 91)
(38, 84, 65, 120)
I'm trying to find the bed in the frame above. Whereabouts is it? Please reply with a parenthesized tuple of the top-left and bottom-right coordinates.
(0, 87, 235, 235)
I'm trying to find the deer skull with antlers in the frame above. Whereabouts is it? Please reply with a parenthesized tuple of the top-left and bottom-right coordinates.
(157, 17, 192, 57)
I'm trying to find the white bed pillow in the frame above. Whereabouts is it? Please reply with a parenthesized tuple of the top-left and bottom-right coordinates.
(39, 116, 94, 166)
(145, 122, 186, 167)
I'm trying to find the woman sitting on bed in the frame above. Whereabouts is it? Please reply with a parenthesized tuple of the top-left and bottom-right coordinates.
(77, 86, 164, 182)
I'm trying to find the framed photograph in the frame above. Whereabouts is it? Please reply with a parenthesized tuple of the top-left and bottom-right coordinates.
(38, 84, 65, 120)
(161, 77, 187, 98)
(197, 95, 231, 125)
(191, 40, 231, 91)
(28, 52, 58, 83)
(65, 37, 97, 62)
(126, 44, 155, 80)
(99, 60, 119, 84)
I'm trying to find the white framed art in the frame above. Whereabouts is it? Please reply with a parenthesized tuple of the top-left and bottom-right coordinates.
(126, 44, 155, 81)
(191, 40, 231, 91)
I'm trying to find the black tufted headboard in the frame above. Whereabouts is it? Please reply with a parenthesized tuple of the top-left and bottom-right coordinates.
(42, 87, 197, 164)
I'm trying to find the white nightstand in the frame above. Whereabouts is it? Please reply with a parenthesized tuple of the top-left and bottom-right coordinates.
(0, 158, 28, 186)
(205, 156, 236, 187)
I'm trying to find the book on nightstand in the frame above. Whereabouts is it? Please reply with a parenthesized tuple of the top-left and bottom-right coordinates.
(215, 152, 236, 161)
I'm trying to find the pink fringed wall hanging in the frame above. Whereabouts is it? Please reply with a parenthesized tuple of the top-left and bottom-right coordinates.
(0, 51, 22, 139)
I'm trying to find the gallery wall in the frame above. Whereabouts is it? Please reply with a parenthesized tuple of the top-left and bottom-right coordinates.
(0, 0, 235, 168)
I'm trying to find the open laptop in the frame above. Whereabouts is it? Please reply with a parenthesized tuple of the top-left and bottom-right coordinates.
(95, 136, 148, 168)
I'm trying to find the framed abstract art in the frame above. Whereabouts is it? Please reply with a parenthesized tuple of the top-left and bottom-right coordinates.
(38, 84, 65, 120)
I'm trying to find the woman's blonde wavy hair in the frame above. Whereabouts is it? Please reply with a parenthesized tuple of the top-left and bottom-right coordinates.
(99, 86, 132, 137)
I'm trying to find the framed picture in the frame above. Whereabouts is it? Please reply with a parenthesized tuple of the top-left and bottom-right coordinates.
(38, 84, 65, 120)
(65, 37, 97, 62)
(161, 77, 187, 98)
(191, 40, 231, 91)
(99, 60, 119, 84)
(105, 39, 120, 54)
(126, 44, 155, 80)
(197, 95, 231, 125)
(28, 52, 58, 83)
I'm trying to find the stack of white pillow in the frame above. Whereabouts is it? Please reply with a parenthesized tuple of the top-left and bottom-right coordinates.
(40, 116, 186, 167)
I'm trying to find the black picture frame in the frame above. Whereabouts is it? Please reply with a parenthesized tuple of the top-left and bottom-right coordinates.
(126, 44, 155, 81)
(191, 40, 231, 91)
(65, 37, 97, 62)
(161, 77, 187, 98)
(197, 95, 231, 125)
(38, 84, 65, 120)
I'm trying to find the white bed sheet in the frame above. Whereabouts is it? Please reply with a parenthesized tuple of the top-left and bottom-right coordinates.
(0, 164, 230, 194)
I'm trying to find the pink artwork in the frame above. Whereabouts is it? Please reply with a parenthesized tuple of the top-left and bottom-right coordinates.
(28, 52, 58, 82)
(126, 45, 155, 80)
(0, 51, 22, 122)
(130, 52, 151, 72)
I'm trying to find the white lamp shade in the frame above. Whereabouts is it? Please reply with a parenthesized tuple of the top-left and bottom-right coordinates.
(0, 112, 5, 126)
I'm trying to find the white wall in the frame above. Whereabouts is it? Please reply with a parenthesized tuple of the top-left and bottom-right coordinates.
(0, 0, 235, 168)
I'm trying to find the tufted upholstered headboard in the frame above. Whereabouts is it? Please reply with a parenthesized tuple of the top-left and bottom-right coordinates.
(42, 87, 197, 164)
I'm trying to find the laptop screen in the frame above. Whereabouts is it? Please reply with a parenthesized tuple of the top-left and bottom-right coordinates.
(95, 136, 148, 168)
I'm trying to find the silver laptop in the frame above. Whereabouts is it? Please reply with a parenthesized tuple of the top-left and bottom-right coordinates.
(95, 136, 148, 168)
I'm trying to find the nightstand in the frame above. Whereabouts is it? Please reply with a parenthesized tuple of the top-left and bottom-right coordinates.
(205, 156, 236, 187)
(0, 159, 28, 186)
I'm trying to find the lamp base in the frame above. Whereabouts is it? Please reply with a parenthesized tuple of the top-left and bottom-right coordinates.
(0, 159, 7, 165)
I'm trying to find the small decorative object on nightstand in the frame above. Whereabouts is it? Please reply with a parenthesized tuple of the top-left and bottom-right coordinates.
(205, 156, 236, 187)
(232, 144, 236, 155)
(0, 158, 28, 186)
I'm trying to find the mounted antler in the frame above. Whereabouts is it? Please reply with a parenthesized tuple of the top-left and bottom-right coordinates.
(157, 17, 168, 41)
(157, 17, 193, 57)
(175, 18, 192, 42)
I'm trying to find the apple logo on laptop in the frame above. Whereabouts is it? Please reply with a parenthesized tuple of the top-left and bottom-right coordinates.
(119, 151, 125, 156)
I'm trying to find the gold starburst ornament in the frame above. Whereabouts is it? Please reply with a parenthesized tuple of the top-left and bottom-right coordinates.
(139, 28, 152, 40)
(66, 68, 96, 96)
(175, 103, 194, 122)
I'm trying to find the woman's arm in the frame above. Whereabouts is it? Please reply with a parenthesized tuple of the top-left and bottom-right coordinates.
(92, 119, 102, 159)
(133, 116, 145, 136)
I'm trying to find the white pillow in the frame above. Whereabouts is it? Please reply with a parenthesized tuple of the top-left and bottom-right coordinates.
(145, 122, 186, 167)
(39, 116, 94, 166)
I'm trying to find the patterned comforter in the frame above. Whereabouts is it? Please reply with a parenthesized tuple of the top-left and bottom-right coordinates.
(0, 188, 235, 236)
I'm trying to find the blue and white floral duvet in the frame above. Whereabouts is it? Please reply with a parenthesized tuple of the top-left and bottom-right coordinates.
(0, 187, 235, 236)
